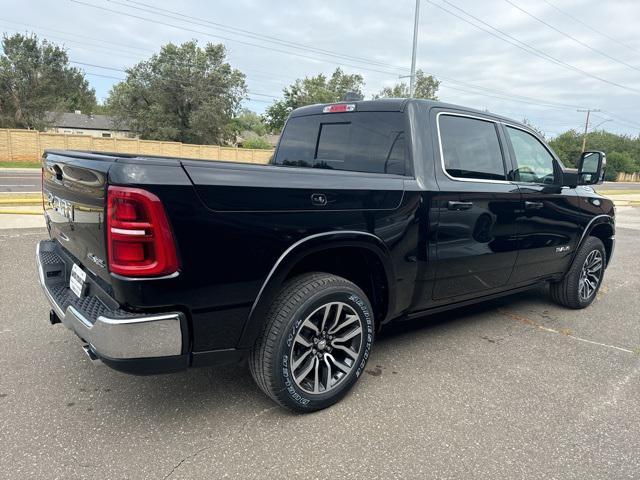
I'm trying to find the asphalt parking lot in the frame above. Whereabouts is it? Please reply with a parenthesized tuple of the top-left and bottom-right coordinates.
(1, 207, 639, 480)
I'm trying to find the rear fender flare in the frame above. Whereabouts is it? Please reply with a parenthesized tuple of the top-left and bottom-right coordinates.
(237, 231, 395, 349)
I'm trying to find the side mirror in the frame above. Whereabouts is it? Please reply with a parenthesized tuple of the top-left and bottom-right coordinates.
(554, 158, 578, 188)
(578, 151, 606, 185)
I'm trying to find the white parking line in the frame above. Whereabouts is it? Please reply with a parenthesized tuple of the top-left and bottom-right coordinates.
(500, 309, 635, 354)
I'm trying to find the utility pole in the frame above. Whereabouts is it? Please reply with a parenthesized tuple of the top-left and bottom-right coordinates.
(409, 0, 421, 97)
(578, 108, 601, 152)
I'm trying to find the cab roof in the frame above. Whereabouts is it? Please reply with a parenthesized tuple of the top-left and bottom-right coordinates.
(289, 98, 522, 127)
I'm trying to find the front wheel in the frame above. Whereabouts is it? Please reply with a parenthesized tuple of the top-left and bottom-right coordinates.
(250, 273, 375, 412)
(550, 236, 606, 309)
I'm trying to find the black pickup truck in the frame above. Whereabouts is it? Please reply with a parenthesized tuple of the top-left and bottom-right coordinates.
(36, 99, 614, 412)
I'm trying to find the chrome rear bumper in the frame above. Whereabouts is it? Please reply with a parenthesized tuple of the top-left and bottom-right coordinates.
(36, 240, 184, 360)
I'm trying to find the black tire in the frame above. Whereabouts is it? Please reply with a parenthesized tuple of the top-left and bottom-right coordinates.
(550, 236, 606, 309)
(249, 273, 375, 412)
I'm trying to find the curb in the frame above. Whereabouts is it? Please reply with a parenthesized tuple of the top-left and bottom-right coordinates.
(0, 193, 41, 199)
(0, 193, 41, 206)
(0, 200, 41, 206)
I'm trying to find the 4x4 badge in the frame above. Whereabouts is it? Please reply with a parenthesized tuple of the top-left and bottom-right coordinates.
(87, 253, 106, 268)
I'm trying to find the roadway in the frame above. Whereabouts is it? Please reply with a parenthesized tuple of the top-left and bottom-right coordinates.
(1, 206, 639, 479)
(0, 169, 40, 192)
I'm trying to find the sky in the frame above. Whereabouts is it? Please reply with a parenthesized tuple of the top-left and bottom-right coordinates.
(1, 0, 639, 137)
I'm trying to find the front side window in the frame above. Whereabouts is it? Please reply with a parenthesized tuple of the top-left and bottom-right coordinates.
(439, 115, 506, 181)
(506, 127, 556, 184)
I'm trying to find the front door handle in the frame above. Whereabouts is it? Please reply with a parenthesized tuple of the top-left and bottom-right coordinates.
(447, 201, 474, 211)
(524, 201, 544, 210)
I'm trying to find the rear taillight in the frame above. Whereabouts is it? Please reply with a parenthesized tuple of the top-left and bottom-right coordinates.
(107, 186, 179, 277)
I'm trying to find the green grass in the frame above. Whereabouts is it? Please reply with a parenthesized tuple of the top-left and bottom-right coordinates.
(0, 161, 40, 168)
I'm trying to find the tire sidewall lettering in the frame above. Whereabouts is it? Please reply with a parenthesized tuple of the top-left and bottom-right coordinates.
(279, 290, 374, 407)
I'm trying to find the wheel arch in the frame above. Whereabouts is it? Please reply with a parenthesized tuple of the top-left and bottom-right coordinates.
(570, 214, 615, 271)
(237, 231, 395, 349)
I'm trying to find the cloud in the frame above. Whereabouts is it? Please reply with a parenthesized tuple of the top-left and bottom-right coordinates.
(2, 0, 639, 135)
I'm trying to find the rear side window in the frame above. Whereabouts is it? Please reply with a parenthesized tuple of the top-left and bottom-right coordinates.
(274, 112, 406, 175)
(438, 115, 506, 181)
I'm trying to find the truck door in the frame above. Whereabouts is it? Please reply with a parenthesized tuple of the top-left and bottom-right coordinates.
(501, 125, 583, 283)
(431, 112, 521, 301)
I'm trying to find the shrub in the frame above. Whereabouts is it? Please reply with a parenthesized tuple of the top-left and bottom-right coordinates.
(242, 137, 272, 149)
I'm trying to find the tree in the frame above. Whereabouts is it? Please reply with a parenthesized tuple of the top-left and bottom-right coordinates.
(607, 151, 636, 176)
(0, 33, 96, 130)
(548, 130, 582, 167)
(106, 41, 246, 145)
(264, 68, 364, 132)
(374, 70, 440, 100)
(231, 109, 267, 137)
(548, 129, 640, 176)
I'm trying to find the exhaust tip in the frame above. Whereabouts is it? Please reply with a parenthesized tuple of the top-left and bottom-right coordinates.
(81, 344, 101, 363)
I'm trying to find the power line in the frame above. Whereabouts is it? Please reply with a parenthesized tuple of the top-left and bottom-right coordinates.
(55, 18, 593, 115)
(69, 56, 588, 114)
(84, 71, 125, 81)
(427, 0, 640, 94)
(113, 0, 410, 73)
(12, 14, 582, 112)
(246, 92, 280, 99)
(63, 0, 636, 122)
(439, 87, 632, 133)
(109, 1, 640, 130)
(10, 4, 633, 133)
(69, 0, 406, 78)
(69, 58, 625, 129)
(503, 0, 640, 73)
(71, 60, 281, 99)
(600, 111, 640, 130)
(0, 6, 595, 113)
(71, 60, 125, 72)
(245, 98, 273, 104)
(541, 0, 640, 56)
(0, 23, 146, 60)
(431, 71, 586, 110)
(0, 17, 153, 54)
(441, 83, 575, 110)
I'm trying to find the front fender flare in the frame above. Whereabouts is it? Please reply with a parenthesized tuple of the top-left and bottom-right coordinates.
(568, 214, 615, 272)
(237, 231, 395, 349)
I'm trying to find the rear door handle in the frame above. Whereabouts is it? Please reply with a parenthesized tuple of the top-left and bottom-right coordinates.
(447, 201, 474, 211)
(524, 201, 544, 210)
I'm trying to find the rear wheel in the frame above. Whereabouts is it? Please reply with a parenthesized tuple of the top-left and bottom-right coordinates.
(550, 236, 605, 309)
(249, 273, 374, 412)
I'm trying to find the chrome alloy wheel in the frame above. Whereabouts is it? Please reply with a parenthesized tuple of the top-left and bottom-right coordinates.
(579, 249, 603, 301)
(289, 302, 364, 394)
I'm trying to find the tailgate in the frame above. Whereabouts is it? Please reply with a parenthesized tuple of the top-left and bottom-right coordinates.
(43, 151, 115, 284)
